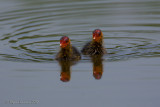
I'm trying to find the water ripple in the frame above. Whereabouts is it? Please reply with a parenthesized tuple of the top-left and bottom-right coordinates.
(0, 0, 160, 62)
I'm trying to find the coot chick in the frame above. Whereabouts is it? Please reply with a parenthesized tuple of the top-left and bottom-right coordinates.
(56, 36, 81, 61)
(81, 29, 106, 55)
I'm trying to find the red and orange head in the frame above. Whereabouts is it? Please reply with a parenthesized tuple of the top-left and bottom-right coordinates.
(92, 29, 103, 42)
(60, 36, 71, 48)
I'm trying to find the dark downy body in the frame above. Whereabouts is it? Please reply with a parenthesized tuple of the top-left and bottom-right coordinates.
(81, 41, 106, 55)
(56, 46, 81, 61)
(81, 29, 106, 56)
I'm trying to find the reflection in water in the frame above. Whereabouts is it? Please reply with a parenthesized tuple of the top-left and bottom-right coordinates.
(58, 60, 78, 82)
(58, 55, 104, 81)
(91, 55, 103, 80)
(58, 61, 71, 82)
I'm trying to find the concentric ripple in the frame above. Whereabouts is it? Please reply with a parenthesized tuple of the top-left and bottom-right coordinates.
(0, 0, 160, 62)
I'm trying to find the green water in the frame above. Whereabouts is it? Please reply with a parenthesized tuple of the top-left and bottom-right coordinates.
(0, 0, 160, 107)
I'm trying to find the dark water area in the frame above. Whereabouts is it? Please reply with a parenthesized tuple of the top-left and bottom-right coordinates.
(0, 0, 160, 107)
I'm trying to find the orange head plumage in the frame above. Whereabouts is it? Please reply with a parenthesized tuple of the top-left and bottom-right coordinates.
(60, 36, 71, 48)
(92, 29, 103, 42)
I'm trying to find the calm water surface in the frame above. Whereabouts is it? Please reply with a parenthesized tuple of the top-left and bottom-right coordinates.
(0, 0, 160, 107)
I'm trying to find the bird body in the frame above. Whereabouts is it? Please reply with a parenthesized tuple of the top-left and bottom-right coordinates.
(81, 41, 105, 55)
(81, 29, 106, 55)
(56, 46, 81, 61)
(56, 36, 81, 61)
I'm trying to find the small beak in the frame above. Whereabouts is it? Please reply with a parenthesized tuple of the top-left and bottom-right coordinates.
(60, 43, 67, 48)
(60, 43, 64, 48)
(60, 42, 65, 47)
(93, 34, 99, 41)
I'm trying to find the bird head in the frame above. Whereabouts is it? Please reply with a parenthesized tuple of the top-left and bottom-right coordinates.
(92, 29, 103, 42)
(60, 36, 71, 48)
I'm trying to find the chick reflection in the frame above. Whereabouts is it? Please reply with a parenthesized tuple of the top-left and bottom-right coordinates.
(58, 61, 72, 82)
(91, 55, 103, 80)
